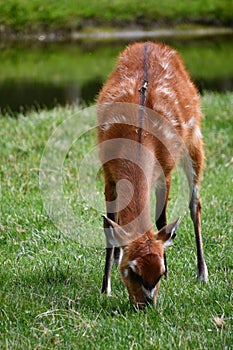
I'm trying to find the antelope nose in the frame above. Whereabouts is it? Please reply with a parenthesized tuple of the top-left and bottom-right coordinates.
(142, 285, 156, 302)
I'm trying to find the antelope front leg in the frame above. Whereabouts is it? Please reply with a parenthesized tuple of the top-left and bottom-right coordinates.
(155, 175, 171, 277)
(101, 245, 114, 295)
(101, 244, 120, 294)
(183, 138, 208, 283)
(101, 181, 116, 295)
(189, 184, 208, 283)
(155, 175, 171, 229)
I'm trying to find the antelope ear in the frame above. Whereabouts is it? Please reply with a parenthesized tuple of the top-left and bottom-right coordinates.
(155, 218, 180, 248)
(103, 216, 131, 248)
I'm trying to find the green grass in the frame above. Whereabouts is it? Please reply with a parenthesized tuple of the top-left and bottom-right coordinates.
(0, 92, 232, 349)
(0, 0, 232, 32)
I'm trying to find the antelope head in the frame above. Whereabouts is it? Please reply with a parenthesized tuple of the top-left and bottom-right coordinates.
(104, 217, 180, 309)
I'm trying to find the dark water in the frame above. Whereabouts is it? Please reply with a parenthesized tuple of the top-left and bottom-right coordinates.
(0, 78, 103, 113)
(0, 35, 232, 114)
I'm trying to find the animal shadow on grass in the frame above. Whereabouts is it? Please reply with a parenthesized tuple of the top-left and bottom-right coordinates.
(8, 263, 133, 316)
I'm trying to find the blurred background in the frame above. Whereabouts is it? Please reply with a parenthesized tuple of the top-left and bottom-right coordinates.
(0, 0, 232, 114)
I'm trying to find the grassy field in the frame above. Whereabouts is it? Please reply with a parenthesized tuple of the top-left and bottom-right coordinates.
(0, 0, 232, 32)
(0, 92, 232, 349)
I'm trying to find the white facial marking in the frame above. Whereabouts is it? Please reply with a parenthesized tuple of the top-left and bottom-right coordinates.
(128, 260, 138, 273)
(124, 268, 128, 278)
(142, 285, 157, 300)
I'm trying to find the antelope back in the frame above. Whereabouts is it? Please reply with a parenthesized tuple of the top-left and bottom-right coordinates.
(98, 41, 201, 138)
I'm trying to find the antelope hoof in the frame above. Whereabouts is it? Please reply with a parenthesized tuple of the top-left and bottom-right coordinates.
(197, 264, 208, 283)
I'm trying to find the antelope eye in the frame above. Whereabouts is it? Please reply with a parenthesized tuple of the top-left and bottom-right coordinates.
(142, 274, 163, 291)
(128, 267, 142, 284)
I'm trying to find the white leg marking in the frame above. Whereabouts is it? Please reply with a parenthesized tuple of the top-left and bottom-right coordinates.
(106, 277, 111, 296)
(198, 262, 209, 283)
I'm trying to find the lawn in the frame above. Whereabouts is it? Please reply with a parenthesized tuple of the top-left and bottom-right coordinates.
(0, 92, 232, 349)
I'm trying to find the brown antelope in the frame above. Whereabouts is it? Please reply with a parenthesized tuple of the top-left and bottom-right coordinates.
(97, 41, 208, 309)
